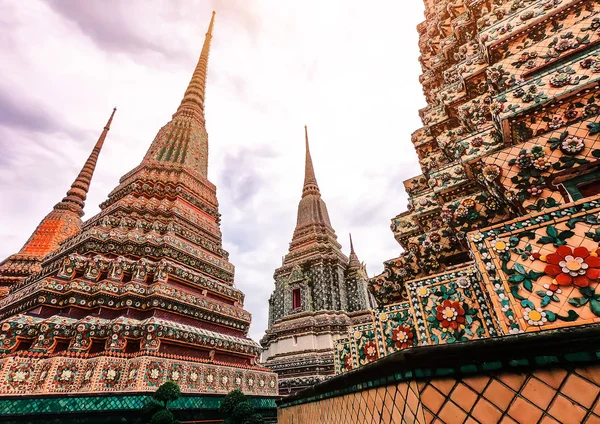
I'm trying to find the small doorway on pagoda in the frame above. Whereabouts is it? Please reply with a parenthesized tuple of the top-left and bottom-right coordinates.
(292, 288, 301, 310)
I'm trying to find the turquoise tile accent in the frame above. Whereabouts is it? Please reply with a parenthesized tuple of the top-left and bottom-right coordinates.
(0, 394, 277, 416)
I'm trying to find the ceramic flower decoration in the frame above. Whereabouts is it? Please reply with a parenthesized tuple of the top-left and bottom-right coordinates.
(435, 300, 466, 330)
(542, 246, 600, 288)
(391, 326, 414, 349)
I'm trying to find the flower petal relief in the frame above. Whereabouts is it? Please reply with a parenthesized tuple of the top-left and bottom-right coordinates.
(435, 300, 466, 329)
(542, 246, 600, 287)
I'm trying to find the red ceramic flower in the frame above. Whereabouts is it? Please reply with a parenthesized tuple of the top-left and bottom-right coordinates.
(435, 300, 466, 329)
(391, 326, 414, 349)
(543, 246, 600, 288)
(362, 341, 378, 361)
(344, 355, 353, 371)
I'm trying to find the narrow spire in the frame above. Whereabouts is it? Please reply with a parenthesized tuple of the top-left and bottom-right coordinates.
(302, 125, 320, 197)
(55, 107, 116, 217)
(174, 11, 216, 122)
(348, 233, 361, 270)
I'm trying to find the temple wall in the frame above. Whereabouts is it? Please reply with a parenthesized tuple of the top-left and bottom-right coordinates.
(262, 332, 339, 362)
(278, 365, 600, 424)
(337, 195, 600, 373)
(277, 326, 600, 423)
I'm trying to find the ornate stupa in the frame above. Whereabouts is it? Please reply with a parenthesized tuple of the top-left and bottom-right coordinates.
(334, 0, 600, 375)
(0, 11, 277, 403)
(261, 127, 375, 394)
(0, 108, 116, 292)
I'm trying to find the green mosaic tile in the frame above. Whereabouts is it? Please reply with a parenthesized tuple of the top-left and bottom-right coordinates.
(0, 394, 277, 416)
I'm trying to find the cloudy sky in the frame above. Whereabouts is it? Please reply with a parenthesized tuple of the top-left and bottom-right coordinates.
(0, 0, 426, 341)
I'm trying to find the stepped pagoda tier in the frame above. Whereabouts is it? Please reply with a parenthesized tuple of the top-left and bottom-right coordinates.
(0, 108, 116, 292)
(334, 0, 600, 376)
(0, 12, 277, 398)
(260, 127, 375, 394)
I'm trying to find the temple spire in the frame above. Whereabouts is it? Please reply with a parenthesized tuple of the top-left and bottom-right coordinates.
(348, 233, 361, 270)
(174, 11, 216, 123)
(55, 107, 116, 217)
(302, 125, 320, 197)
(289, 126, 336, 247)
(0, 108, 115, 288)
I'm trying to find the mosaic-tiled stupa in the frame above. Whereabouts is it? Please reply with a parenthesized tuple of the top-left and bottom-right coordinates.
(0, 11, 277, 401)
(0, 108, 115, 293)
(335, 0, 600, 373)
(261, 127, 375, 394)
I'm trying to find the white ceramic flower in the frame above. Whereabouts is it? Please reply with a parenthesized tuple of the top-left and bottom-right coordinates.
(523, 307, 547, 326)
(13, 371, 27, 382)
(542, 283, 561, 296)
(416, 287, 429, 297)
(470, 233, 484, 243)
(491, 239, 509, 253)
(456, 277, 470, 288)
(558, 254, 588, 277)
(59, 370, 73, 381)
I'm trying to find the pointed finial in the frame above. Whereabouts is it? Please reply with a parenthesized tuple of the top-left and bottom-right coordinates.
(105, 107, 117, 130)
(174, 12, 216, 122)
(348, 233, 361, 270)
(54, 107, 116, 217)
(302, 125, 320, 197)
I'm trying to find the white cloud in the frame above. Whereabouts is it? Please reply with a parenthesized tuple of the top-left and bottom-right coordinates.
(0, 0, 426, 341)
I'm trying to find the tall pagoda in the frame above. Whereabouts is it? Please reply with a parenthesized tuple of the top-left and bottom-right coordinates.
(0, 108, 115, 292)
(0, 11, 277, 401)
(261, 127, 375, 394)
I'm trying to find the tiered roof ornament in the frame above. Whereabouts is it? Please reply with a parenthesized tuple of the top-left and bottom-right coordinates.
(0, 108, 115, 290)
(347, 233, 362, 273)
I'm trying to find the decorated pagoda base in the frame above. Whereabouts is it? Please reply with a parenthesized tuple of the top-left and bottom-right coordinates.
(0, 353, 276, 396)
